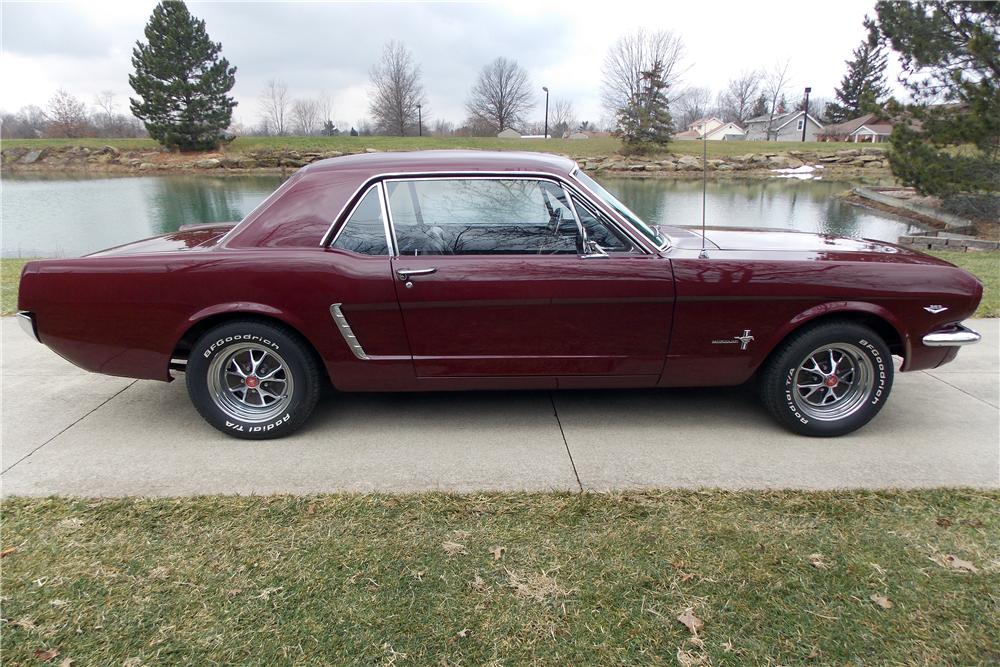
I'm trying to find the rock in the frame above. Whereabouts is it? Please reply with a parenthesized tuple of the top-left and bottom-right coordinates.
(861, 147, 886, 155)
(626, 163, 647, 171)
(99, 145, 121, 156)
(676, 155, 702, 170)
(732, 153, 756, 163)
(716, 163, 735, 171)
(194, 158, 221, 168)
(364, 148, 378, 153)
(658, 161, 677, 171)
(19, 150, 44, 164)
(855, 154, 882, 162)
(138, 162, 155, 170)
(321, 151, 344, 159)
(767, 155, 797, 169)
(837, 149, 860, 157)
(279, 158, 308, 168)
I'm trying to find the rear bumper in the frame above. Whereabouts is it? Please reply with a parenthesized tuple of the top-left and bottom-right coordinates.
(17, 311, 40, 343)
(922, 323, 981, 347)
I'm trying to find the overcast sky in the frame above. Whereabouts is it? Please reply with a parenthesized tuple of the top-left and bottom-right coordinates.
(1, 0, 901, 129)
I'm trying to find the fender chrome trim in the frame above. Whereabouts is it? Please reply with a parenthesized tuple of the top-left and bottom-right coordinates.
(329, 303, 370, 360)
(922, 323, 981, 347)
(17, 311, 40, 343)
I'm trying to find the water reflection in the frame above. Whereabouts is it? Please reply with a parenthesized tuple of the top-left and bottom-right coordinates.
(1, 173, 923, 259)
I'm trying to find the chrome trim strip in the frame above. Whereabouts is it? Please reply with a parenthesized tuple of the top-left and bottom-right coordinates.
(922, 323, 981, 347)
(326, 182, 394, 256)
(318, 170, 659, 256)
(376, 181, 397, 256)
(570, 165, 670, 252)
(16, 311, 39, 343)
(329, 303, 370, 360)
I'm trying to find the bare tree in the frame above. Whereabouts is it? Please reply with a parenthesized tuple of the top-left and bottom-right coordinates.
(369, 40, 425, 136)
(318, 91, 333, 125)
(718, 69, 763, 124)
(46, 89, 89, 137)
(432, 118, 454, 136)
(763, 60, 792, 140)
(259, 78, 290, 136)
(549, 99, 577, 137)
(675, 86, 713, 128)
(601, 29, 686, 117)
(291, 98, 320, 135)
(466, 56, 534, 133)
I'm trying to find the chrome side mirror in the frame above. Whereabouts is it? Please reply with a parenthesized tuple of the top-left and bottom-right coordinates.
(580, 239, 609, 259)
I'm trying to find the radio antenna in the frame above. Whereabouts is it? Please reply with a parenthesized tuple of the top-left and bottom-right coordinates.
(699, 120, 709, 259)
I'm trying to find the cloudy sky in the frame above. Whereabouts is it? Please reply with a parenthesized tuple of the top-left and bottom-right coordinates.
(1, 0, 900, 129)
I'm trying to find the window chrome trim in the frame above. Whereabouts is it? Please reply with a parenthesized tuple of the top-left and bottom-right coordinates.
(329, 303, 370, 360)
(318, 170, 660, 256)
(325, 182, 393, 256)
(569, 166, 670, 252)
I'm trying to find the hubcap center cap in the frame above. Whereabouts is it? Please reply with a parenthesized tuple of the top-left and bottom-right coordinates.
(825, 375, 839, 388)
(245, 376, 259, 389)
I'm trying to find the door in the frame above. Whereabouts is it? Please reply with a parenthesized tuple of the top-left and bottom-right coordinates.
(385, 177, 675, 378)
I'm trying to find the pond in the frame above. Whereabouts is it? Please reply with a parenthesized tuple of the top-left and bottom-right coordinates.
(0, 173, 924, 258)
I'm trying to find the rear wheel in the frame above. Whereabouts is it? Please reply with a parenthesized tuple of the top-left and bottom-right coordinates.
(186, 320, 320, 439)
(759, 321, 893, 436)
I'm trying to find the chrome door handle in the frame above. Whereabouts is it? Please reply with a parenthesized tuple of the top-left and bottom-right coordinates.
(396, 267, 437, 281)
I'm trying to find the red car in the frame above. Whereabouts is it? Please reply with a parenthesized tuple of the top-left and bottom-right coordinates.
(17, 151, 982, 439)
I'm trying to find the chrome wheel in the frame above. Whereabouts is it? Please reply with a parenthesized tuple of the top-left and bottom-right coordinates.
(792, 343, 874, 422)
(207, 344, 294, 423)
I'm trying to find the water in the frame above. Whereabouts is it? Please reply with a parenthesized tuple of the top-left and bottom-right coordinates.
(1, 173, 923, 258)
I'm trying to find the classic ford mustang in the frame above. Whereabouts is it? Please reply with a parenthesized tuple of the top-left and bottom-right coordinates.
(17, 151, 982, 439)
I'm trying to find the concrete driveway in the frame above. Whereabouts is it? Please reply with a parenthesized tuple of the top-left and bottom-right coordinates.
(2, 317, 997, 496)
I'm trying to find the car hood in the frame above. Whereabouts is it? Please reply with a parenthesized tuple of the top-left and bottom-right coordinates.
(660, 225, 952, 266)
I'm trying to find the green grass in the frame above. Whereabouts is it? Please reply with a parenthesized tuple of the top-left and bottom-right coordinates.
(2, 492, 997, 665)
(2, 135, 864, 159)
(929, 251, 1000, 317)
(1, 257, 31, 314)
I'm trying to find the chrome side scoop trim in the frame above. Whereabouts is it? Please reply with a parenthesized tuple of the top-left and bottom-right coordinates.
(329, 303, 370, 360)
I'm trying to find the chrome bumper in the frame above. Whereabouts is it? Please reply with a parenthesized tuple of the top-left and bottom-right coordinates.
(922, 323, 981, 347)
(16, 311, 40, 343)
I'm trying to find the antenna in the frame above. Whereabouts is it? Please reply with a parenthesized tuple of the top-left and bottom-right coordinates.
(699, 120, 709, 259)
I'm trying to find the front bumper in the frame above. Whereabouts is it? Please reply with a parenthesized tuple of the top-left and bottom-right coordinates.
(922, 323, 981, 347)
(17, 311, 40, 343)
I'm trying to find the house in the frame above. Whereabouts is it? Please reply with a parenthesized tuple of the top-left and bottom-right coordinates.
(818, 113, 891, 142)
(745, 110, 823, 141)
(848, 122, 893, 143)
(496, 128, 521, 138)
(674, 116, 747, 141)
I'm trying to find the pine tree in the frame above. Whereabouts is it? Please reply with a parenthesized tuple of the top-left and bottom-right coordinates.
(871, 1, 998, 203)
(750, 94, 768, 119)
(825, 29, 890, 124)
(129, 0, 237, 151)
(614, 60, 674, 155)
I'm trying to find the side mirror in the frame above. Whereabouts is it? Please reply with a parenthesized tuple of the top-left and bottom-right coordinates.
(580, 239, 609, 259)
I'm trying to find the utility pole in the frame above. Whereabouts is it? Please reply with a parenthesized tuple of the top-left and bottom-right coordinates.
(416, 104, 422, 137)
(542, 86, 549, 138)
(801, 87, 811, 142)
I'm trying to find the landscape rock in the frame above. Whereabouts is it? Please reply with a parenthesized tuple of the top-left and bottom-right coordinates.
(19, 150, 44, 164)
(194, 158, 221, 169)
(676, 155, 702, 171)
(138, 162, 155, 170)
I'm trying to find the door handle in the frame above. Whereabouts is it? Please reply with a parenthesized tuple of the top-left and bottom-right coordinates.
(396, 267, 437, 281)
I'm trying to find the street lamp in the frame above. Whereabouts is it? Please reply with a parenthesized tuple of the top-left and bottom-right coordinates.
(416, 104, 422, 137)
(801, 87, 811, 142)
(542, 86, 549, 139)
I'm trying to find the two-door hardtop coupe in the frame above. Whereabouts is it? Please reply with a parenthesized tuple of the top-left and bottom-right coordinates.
(18, 151, 983, 439)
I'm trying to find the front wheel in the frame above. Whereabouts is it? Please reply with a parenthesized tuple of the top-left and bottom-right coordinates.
(186, 320, 321, 439)
(759, 321, 893, 437)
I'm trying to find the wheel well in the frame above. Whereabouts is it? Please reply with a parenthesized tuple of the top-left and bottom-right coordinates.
(171, 313, 327, 380)
(784, 311, 904, 356)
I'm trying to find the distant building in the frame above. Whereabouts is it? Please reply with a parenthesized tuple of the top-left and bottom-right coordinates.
(818, 113, 894, 142)
(745, 110, 823, 141)
(496, 128, 521, 138)
(567, 132, 590, 140)
(674, 116, 746, 141)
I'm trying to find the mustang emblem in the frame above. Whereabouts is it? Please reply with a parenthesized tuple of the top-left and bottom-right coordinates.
(924, 305, 948, 314)
(712, 329, 755, 351)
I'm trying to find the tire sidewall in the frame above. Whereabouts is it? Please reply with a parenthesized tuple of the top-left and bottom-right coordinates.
(186, 323, 314, 439)
(774, 325, 893, 436)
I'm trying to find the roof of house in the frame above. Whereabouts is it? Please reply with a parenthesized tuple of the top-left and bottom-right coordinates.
(687, 116, 724, 129)
(822, 113, 882, 136)
(673, 129, 702, 139)
(850, 123, 893, 135)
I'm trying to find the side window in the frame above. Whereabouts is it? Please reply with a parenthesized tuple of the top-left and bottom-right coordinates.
(331, 186, 389, 256)
(572, 197, 633, 252)
(386, 179, 577, 256)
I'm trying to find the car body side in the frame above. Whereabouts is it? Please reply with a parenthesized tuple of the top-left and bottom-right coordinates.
(17, 151, 983, 391)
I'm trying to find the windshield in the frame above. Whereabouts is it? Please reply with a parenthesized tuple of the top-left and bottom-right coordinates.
(572, 170, 667, 249)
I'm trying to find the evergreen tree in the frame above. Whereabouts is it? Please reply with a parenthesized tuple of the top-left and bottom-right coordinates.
(129, 0, 237, 151)
(870, 1, 999, 202)
(614, 60, 674, 154)
(826, 29, 890, 124)
(750, 94, 768, 118)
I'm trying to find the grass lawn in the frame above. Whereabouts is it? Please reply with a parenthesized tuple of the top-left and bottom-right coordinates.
(2, 491, 997, 665)
(930, 251, 1000, 317)
(1, 257, 31, 314)
(2, 135, 863, 160)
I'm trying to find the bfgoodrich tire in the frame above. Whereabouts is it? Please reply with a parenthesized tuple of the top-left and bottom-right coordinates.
(186, 320, 320, 439)
(759, 321, 893, 437)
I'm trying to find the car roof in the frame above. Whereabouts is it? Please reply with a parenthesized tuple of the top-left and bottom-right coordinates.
(301, 150, 579, 177)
